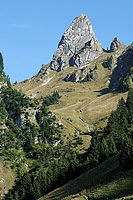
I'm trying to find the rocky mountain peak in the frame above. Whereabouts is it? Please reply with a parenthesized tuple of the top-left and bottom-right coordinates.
(50, 15, 102, 71)
(58, 14, 93, 53)
(110, 37, 126, 52)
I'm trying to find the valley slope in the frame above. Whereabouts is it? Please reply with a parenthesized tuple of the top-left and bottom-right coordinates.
(14, 15, 133, 141)
(9, 14, 133, 200)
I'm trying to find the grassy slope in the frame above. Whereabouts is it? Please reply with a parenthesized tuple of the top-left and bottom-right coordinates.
(14, 52, 128, 152)
(0, 159, 15, 198)
(12, 49, 132, 199)
(64, 171, 133, 200)
(38, 155, 133, 200)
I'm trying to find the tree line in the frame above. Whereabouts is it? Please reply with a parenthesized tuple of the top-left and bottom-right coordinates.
(5, 89, 133, 200)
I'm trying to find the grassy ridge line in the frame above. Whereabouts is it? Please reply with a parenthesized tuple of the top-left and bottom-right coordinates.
(38, 155, 132, 200)
(64, 171, 133, 200)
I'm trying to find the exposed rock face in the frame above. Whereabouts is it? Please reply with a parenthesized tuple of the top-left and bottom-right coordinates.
(30, 64, 50, 82)
(50, 14, 102, 71)
(102, 38, 126, 73)
(65, 67, 96, 83)
(110, 37, 126, 52)
(69, 44, 101, 68)
(109, 44, 133, 90)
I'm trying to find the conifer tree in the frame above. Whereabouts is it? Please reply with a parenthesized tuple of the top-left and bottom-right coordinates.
(117, 98, 128, 120)
(88, 130, 101, 167)
(100, 137, 109, 161)
(107, 135, 117, 156)
(126, 89, 133, 124)
(14, 191, 19, 200)
(0, 53, 4, 72)
(6, 192, 14, 200)
(120, 137, 133, 170)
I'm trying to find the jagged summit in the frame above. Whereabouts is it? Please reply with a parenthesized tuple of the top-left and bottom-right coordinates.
(58, 14, 92, 52)
(110, 37, 126, 52)
(50, 14, 102, 71)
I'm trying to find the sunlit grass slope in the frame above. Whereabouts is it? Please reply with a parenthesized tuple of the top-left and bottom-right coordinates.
(14, 52, 128, 151)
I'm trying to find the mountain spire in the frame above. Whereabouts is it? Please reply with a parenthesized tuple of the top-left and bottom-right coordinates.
(50, 14, 102, 71)
(110, 37, 126, 52)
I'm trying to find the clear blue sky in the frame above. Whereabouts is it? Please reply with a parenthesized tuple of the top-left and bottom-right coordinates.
(0, 0, 133, 83)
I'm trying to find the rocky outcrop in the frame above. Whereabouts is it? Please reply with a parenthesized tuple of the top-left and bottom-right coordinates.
(16, 108, 38, 128)
(102, 38, 126, 73)
(109, 44, 133, 90)
(64, 67, 97, 83)
(69, 44, 101, 68)
(110, 37, 126, 52)
(30, 64, 50, 82)
(50, 14, 102, 71)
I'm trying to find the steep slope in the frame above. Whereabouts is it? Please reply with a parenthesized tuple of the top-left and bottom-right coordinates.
(4, 88, 133, 200)
(39, 90, 133, 200)
(39, 155, 133, 200)
(13, 15, 131, 144)
(14, 51, 128, 137)
(0, 53, 16, 198)
(1, 14, 133, 200)
(0, 160, 15, 198)
(109, 44, 133, 90)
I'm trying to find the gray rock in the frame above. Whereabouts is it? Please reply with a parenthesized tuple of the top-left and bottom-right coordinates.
(109, 44, 133, 90)
(67, 117, 73, 122)
(50, 14, 102, 71)
(16, 114, 25, 127)
(55, 120, 63, 126)
(54, 140, 60, 147)
(101, 38, 126, 77)
(65, 71, 80, 83)
(69, 47, 101, 68)
(110, 37, 126, 52)
(65, 67, 96, 83)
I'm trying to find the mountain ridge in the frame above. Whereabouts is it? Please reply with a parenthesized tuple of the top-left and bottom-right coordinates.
(13, 14, 132, 136)
(0, 14, 132, 200)
(14, 15, 131, 88)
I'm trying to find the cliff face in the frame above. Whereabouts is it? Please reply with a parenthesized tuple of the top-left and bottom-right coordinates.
(110, 37, 126, 52)
(50, 14, 102, 71)
(109, 44, 133, 90)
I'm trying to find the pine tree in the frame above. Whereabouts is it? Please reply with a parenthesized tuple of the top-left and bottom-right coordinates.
(117, 98, 128, 119)
(100, 137, 109, 161)
(104, 110, 119, 137)
(107, 135, 117, 156)
(120, 137, 133, 170)
(88, 130, 101, 167)
(5, 192, 14, 200)
(126, 89, 133, 124)
(14, 191, 19, 200)
(0, 53, 4, 72)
